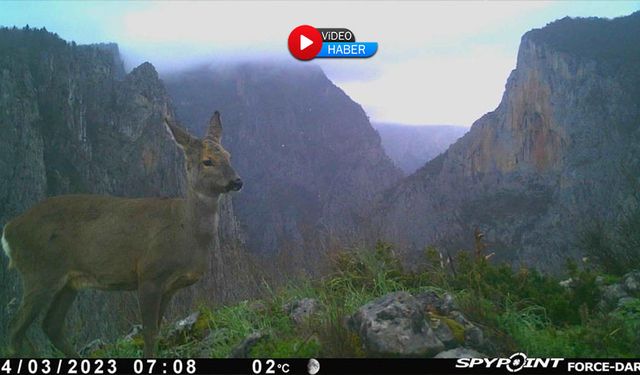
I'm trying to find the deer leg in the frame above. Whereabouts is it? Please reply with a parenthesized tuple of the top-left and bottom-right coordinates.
(138, 282, 162, 358)
(9, 286, 56, 356)
(42, 284, 79, 357)
(158, 290, 176, 328)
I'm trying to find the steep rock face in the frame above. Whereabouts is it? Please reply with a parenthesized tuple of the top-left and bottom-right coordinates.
(375, 13, 640, 269)
(373, 123, 467, 174)
(0, 28, 256, 347)
(164, 63, 402, 261)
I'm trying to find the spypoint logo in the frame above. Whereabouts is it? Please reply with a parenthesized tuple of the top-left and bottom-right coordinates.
(506, 353, 528, 372)
(456, 353, 564, 372)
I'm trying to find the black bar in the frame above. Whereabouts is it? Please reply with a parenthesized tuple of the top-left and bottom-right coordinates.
(316, 28, 356, 42)
(1, 358, 640, 375)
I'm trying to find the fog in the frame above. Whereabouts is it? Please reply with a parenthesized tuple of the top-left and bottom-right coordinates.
(1, 1, 638, 126)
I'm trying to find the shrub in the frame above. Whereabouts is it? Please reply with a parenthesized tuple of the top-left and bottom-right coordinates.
(582, 203, 640, 275)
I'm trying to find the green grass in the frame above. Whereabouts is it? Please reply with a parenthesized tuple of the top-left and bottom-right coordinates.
(95, 241, 640, 358)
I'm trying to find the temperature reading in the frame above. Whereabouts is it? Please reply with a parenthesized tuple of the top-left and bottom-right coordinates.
(251, 359, 290, 374)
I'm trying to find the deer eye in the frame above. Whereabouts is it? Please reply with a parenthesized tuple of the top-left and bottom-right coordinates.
(202, 159, 214, 167)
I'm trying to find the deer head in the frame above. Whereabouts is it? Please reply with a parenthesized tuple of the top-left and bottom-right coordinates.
(165, 111, 243, 196)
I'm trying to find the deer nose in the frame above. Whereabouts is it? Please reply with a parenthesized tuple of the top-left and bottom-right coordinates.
(228, 178, 243, 191)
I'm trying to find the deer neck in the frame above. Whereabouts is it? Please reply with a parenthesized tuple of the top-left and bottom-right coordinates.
(185, 188, 221, 249)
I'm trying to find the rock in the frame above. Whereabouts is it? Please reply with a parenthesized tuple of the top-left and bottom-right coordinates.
(623, 271, 640, 294)
(349, 291, 444, 356)
(124, 325, 143, 341)
(415, 291, 457, 315)
(449, 310, 471, 327)
(601, 283, 629, 306)
(166, 312, 207, 344)
(283, 298, 320, 324)
(175, 312, 201, 331)
(229, 331, 268, 358)
(415, 291, 442, 313)
(617, 297, 639, 309)
(435, 347, 487, 358)
(559, 278, 574, 289)
(79, 339, 107, 357)
(430, 318, 457, 348)
(441, 293, 457, 314)
(464, 326, 484, 348)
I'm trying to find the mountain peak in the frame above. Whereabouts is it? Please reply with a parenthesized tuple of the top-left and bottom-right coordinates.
(130, 61, 159, 79)
(522, 11, 640, 63)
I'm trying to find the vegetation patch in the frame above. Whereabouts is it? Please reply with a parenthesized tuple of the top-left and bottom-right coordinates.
(88, 241, 640, 358)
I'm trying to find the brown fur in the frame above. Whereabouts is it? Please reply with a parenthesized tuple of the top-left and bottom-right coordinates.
(4, 112, 242, 357)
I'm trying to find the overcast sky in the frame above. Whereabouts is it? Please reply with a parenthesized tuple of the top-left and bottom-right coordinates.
(1, 1, 638, 126)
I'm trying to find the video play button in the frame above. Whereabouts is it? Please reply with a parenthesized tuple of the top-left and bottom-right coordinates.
(288, 25, 323, 61)
(300, 35, 313, 51)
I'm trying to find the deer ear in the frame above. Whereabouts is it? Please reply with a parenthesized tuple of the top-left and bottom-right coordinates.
(164, 117, 198, 151)
(205, 111, 222, 143)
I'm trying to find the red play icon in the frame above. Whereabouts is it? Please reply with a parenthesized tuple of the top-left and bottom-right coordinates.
(288, 25, 323, 61)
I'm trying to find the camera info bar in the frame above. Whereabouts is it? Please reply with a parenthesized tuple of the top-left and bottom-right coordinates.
(2, 358, 640, 375)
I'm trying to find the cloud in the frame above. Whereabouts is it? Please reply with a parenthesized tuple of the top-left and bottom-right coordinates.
(317, 59, 382, 83)
(338, 45, 516, 126)
(2, 0, 638, 125)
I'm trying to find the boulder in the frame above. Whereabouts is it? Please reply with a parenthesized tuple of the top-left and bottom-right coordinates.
(415, 291, 457, 315)
(430, 318, 457, 348)
(349, 291, 444, 356)
(435, 347, 486, 358)
(415, 291, 442, 312)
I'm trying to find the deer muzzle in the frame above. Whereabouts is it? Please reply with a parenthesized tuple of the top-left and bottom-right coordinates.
(227, 178, 243, 191)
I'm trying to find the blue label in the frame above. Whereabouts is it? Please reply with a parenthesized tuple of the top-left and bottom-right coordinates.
(317, 42, 378, 58)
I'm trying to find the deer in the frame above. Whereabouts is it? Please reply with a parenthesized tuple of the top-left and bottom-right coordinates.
(1, 111, 242, 358)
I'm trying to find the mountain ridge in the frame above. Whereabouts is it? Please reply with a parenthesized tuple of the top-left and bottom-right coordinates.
(373, 12, 640, 270)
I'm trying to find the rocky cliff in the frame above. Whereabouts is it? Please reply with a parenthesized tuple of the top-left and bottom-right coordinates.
(375, 13, 640, 270)
(373, 123, 468, 174)
(0, 27, 256, 348)
(164, 63, 403, 266)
